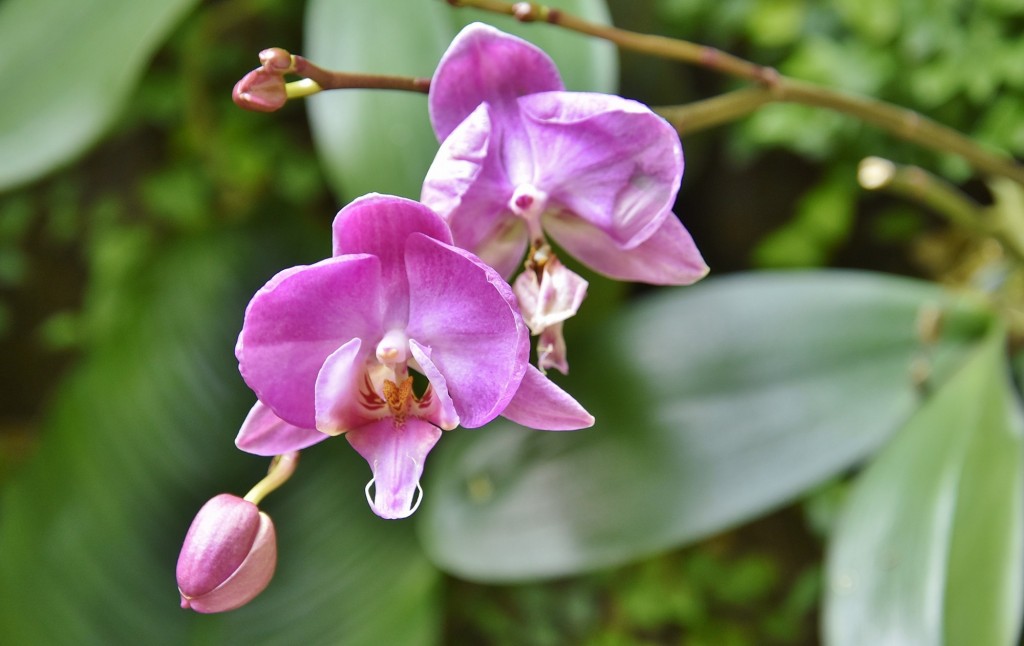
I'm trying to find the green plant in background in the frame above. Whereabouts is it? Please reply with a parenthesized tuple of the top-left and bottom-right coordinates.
(0, 1, 1021, 645)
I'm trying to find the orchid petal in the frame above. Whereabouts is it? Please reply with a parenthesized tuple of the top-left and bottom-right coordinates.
(408, 339, 460, 431)
(545, 210, 709, 285)
(235, 401, 328, 456)
(405, 233, 529, 427)
(314, 338, 378, 435)
(501, 364, 594, 430)
(421, 104, 527, 279)
(237, 255, 382, 429)
(519, 91, 682, 248)
(429, 23, 563, 141)
(345, 417, 442, 519)
(331, 194, 452, 328)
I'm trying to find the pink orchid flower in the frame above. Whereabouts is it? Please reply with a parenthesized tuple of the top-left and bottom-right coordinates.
(422, 23, 709, 286)
(234, 194, 592, 519)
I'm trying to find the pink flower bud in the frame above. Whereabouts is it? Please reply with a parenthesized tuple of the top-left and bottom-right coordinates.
(232, 67, 288, 112)
(176, 494, 277, 613)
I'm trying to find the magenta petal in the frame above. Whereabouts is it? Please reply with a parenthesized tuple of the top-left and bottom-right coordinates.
(176, 494, 277, 613)
(345, 417, 442, 519)
(237, 255, 383, 429)
(331, 194, 453, 328)
(405, 234, 529, 428)
(520, 91, 683, 248)
(315, 338, 374, 435)
(545, 210, 709, 285)
(408, 339, 460, 430)
(429, 23, 564, 141)
(235, 401, 328, 456)
(421, 104, 526, 279)
(501, 364, 594, 430)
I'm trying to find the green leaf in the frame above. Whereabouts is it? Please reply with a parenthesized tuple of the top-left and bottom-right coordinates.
(0, 0, 199, 190)
(0, 226, 440, 644)
(304, 0, 616, 201)
(824, 328, 1023, 646)
(417, 271, 993, 581)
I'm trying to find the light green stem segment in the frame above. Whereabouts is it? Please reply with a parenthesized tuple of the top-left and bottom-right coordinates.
(244, 451, 300, 505)
(286, 79, 323, 99)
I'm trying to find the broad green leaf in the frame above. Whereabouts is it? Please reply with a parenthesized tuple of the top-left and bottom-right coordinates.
(0, 0, 199, 191)
(417, 271, 992, 581)
(824, 329, 1023, 646)
(304, 0, 615, 201)
(0, 226, 440, 644)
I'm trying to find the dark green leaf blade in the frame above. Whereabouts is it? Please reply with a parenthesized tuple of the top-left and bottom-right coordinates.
(824, 329, 1023, 645)
(417, 271, 993, 581)
(0, 0, 199, 190)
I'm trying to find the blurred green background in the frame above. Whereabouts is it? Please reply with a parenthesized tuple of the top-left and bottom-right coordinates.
(1, 0, 1021, 644)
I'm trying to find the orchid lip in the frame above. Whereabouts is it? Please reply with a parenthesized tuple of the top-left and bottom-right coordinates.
(364, 478, 424, 518)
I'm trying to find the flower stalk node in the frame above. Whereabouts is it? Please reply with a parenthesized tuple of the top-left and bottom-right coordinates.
(511, 2, 559, 23)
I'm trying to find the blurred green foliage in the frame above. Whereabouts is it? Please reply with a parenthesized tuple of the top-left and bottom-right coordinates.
(656, 0, 1024, 268)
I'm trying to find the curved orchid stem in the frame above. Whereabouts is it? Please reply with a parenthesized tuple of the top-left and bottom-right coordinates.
(243, 451, 300, 505)
(447, 0, 1024, 186)
(290, 53, 431, 94)
(858, 157, 1024, 265)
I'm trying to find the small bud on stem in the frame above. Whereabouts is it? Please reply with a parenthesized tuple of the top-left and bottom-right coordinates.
(233, 47, 430, 113)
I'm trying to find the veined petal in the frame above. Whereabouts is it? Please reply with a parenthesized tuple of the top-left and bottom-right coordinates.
(408, 339, 460, 430)
(501, 364, 594, 430)
(331, 194, 452, 328)
(545, 210, 709, 285)
(180, 507, 276, 614)
(429, 22, 563, 141)
(176, 495, 262, 599)
(520, 91, 683, 248)
(405, 234, 529, 428)
(315, 338, 379, 435)
(346, 417, 442, 519)
(421, 104, 526, 279)
(237, 255, 383, 429)
(235, 401, 329, 456)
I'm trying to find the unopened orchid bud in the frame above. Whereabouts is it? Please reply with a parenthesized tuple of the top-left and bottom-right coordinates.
(176, 494, 276, 613)
(232, 67, 288, 112)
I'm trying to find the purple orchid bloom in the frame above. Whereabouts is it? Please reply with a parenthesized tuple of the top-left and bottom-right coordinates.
(421, 23, 709, 286)
(235, 194, 592, 519)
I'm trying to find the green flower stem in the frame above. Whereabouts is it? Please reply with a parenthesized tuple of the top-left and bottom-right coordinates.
(655, 88, 772, 134)
(244, 451, 300, 505)
(858, 158, 982, 232)
(858, 157, 1024, 264)
(286, 78, 323, 99)
(447, 0, 1024, 186)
